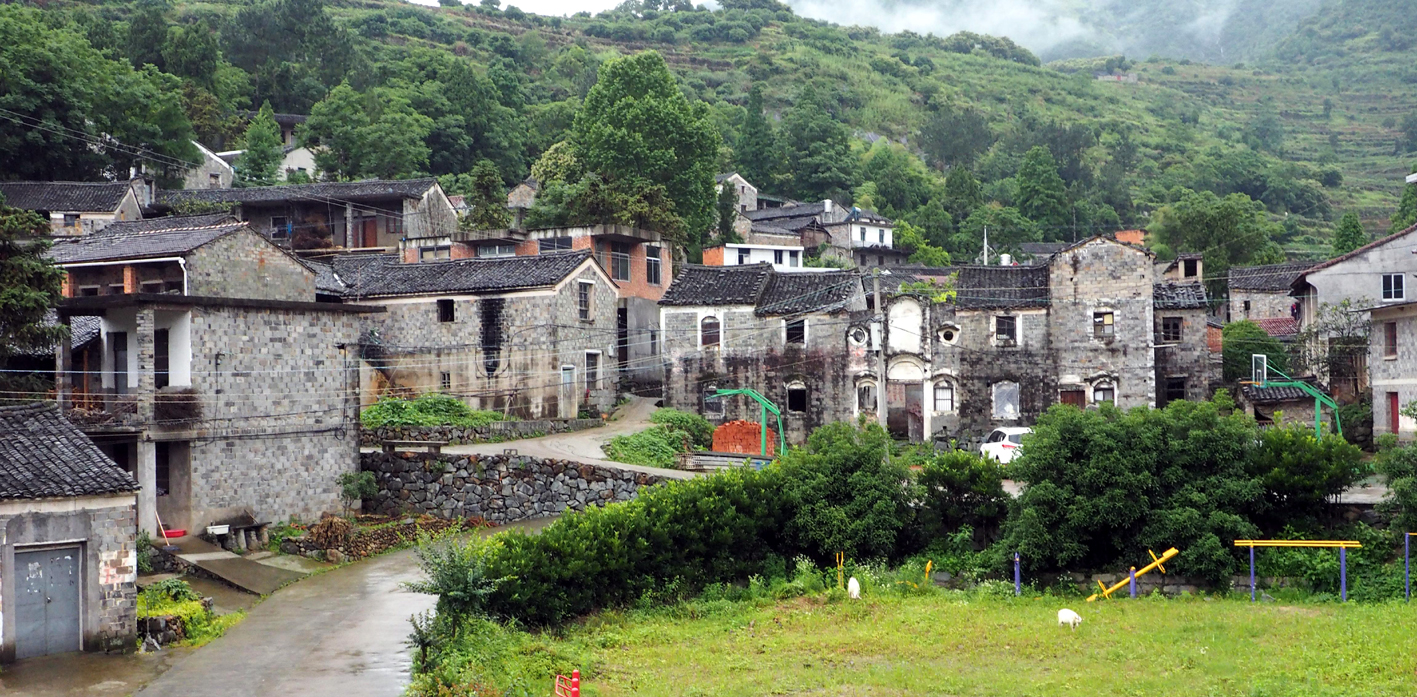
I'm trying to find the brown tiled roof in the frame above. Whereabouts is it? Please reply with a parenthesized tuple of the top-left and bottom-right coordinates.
(1254, 317, 1300, 339)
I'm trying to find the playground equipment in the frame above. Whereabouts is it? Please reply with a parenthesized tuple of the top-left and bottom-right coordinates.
(1242, 354, 1342, 439)
(554, 670, 580, 697)
(1235, 539, 1361, 602)
(708, 388, 786, 457)
(1086, 548, 1179, 602)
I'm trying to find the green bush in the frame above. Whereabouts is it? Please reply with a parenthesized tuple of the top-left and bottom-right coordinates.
(913, 449, 1009, 540)
(649, 408, 713, 448)
(1376, 439, 1417, 533)
(404, 531, 507, 619)
(360, 393, 508, 429)
(603, 426, 693, 468)
(1222, 320, 1289, 383)
(1250, 426, 1364, 531)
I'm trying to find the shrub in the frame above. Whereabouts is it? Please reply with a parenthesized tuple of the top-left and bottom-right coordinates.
(337, 471, 378, 515)
(914, 449, 1009, 540)
(360, 393, 507, 429)
(1250, 426, 1364, 531)
(649, 408, 713, 448)
(404, 531, 507, 619)
(1222, 320, 1289, 383)
(603, 426, 692, 468)
(1375, 440, 1417, 532)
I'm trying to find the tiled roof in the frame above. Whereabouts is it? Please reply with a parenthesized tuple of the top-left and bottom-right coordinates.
(0, 403, 138, 500)
(159, 178, 437, 206)
(659, 264, 773, 306)
(1157, 252, 1203, 274)
(757, 271, 860, 316)
(1254, 316, 1300, 339)
(744, 201, 827, 221)
(304, 260, 348, 295)
(1229, 262, 1316, 292)
(342, 251, 593, 298)
(98, 213, 237, 236)
(1242, 377, 1327, 404)
(49, 223, 247, 264)
(10, 312, 101, 358)
(1295, 223, 1417, 283)
(1154, 282, 1208, 309)
(950, 265, 1050, 309)
(0, 181, 133, 212)
(1019, 242, 1067, 261)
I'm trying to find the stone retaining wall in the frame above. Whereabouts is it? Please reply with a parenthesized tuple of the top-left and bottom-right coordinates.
(360, 452, 666, 523)
(359, 418, 603, 446)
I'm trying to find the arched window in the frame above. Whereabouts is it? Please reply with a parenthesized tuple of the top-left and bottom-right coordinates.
(701, 316, 720, 348)
(933, 380, 955, 413)
(1093, 382, 1115, 404)
(857, 381, 878, 413)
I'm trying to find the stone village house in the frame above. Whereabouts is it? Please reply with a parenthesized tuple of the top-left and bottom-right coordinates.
(331, 250, 620, 419)
(660, 237, 1214, 444)
(1368, 299, 1417, 438)
(47, 220, 378, 538)
(0, 179, 151, 236)
(0, 403, 139, 662)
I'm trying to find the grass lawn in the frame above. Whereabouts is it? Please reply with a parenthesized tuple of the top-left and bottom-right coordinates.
(521, 593, 1417, 696)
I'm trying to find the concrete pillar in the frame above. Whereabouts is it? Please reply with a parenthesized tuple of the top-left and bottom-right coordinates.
(137, 439, 158, 536)
(135, 307, 156, 422)
(55, 316, 73, 411)
(344, 202, 353, 248)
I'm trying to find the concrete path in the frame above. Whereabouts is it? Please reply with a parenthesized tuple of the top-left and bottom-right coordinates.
(133, 517, 557, 697)
(440, 395, 695, 480)
(168, 535, 306, 595)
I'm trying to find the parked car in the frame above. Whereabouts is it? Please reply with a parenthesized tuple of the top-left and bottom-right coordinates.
(979, 427, 1032, 463)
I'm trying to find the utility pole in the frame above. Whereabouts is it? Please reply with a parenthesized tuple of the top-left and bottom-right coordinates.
(981, 225, 990, 265)
(873, 270, 889, 463)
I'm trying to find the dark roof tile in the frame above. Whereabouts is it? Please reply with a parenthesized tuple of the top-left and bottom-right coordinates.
(343, 251, 593, 298)
(1154, 282, 1208, 309)
(0, 181, 133, 212)
(1229, 262, 1316, 291)
(98, 213, 237, 236)
(48, 223, 248, 264)
(159, 178, 438, 206)
(660, 264, 772, 306)
(757, 271, 860, 316)
(0, 403, 138, 499)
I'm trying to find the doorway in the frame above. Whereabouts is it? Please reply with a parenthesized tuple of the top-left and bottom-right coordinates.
(14, 546, 82, 659)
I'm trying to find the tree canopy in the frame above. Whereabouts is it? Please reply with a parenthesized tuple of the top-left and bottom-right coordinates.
(235, 102, 283, 186)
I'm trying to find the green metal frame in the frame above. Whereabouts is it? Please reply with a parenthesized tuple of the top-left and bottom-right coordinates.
(708, 388, 786, 457)
(1252, 363, 1342, 439)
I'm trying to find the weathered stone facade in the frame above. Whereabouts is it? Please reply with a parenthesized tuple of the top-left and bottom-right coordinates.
(184, 229, 316, 301)
(0, 494, 138, 662)
(361, 452, 666, 523)
(360, 418, 603, 446)
(1369, 302, 1417, 438)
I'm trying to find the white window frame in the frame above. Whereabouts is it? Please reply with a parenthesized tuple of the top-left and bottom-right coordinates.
(700, 314, 721, 348)
(933, 380, 955, 414)
(577, 281, 594, 321)
(1383, 273, 1405, 301)
(785, 318, 807, 346)
(1092, 381, 1116, 404)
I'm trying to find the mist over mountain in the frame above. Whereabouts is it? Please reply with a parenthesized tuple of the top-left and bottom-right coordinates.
(787, 0, 1325, 63)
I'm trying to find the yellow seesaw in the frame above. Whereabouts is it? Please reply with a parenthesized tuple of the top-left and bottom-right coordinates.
(1086, 547, 1180, 602)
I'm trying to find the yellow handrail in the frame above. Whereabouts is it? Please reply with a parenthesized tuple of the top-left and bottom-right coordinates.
(1233, 540, 1362, 548)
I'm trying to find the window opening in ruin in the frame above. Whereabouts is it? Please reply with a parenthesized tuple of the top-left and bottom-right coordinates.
(858, 383, 877, 412)
(787, 384, 808, 412)
(481, 298, 504, 375)
(440, 372, 451, 391)
(701, 316, 720, 347)
(1093, 311, 1114, 340)
(995, 316, 1016, 343)
(437, 299, 455, 323)
(934, 381, 954, 412)
(1093, 382, 1115, 404)
(992, 381, 1019, 419)
(1161, 316, 1183, 342)
(786, 319, 806, 345)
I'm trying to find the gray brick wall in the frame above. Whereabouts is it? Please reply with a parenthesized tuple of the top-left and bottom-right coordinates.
(1230, 290, 1295, 322)
(185, 229, 316, 301)
(361, 265, 619, 419)
(1049, 239, 1156, 410)
(1155, 307, 1212, 403)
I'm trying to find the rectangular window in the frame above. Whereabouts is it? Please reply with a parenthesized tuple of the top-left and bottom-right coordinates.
(1243, 300, 1252, 316)
(738, 249, 750, 265)
(208, 173, 221, 188)
(155, 442, 170, 496)
(1183, 259, 1198, 278)
(387, 213, 405, 237)
(992, 381, 1020, 419)
(701, 316, 721, 347)
(934, 382, 954, 412)
(78, 286, 100, 297)
(437, 299, 455, 323)
(111, 332, 128, 395)
(440, 372, 451, 391)
(164, 280, 184, 294)
(1385, 321, 1399, 358)
(877, 255, 885, 266)
(577, 282, 593, 321)
(858, 384, 877, 413)
(1384, 274, 1405, 301)
(995, 316, 1017, 343)
(646, 245, 662, 285)
(774, 250, 784, 265)
(539, 236, 573, 253)
(481, 298, 504, 375)
(1164, 377, 1186, 403)
(420, 245, 451, 261)
(787, 386, 808, 412)
(479, 244, 515, 258)
(649, 329, 659, 356)
(585, 352, 599, 389)
(1093, 384, 1115, 403)
(63, 213, 80, 227)
(704, 387, 724, 416)
(140, 280, 164, 294)
(108, 283, 125, 295)
(878, 229, 884, 244)
(609, 243, 631, 281)
(786, 318, 806, 345)
(789, 250, 800, 267)
(1161, 316, 1183, 343)
(859, 226, 866, 241)
(270, 216, 289, 240)
(1093, 311, 1115, 339)
(154, 328, 169, 390)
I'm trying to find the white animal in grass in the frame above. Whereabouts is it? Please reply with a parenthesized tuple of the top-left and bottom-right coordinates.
(847, 577, 861, 600)
(1057, 608, 1082, 629)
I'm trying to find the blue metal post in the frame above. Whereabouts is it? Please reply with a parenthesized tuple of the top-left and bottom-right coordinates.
(1340, 547, 1347, 602)
(1014, 552, 1021, 596)
(1250, 545, 1256, 602)
(1129, 567, 1136, 598)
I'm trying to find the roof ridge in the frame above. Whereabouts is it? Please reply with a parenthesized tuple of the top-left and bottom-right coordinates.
(1299, 222, 1417, 278)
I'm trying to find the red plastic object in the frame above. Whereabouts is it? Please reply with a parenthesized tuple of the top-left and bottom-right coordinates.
(162, 528, 186, 538)
(554, 669, 580, 697)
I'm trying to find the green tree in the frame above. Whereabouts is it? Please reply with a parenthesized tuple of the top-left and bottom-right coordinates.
(1331, 211, 1366, 256)
(906, 198, 953, 249)
(942, 166, 983, 222)
(0, 196, 66, 371)
(461, 160, 512, 230)
(1150, 189, 1284, 299)
(917, 102, 993, 169)
(1222, 320, 1288, 383)
(1391, 177, 1417, 234)
(714, 181, 741, 244)
(781, 84, 857, 203)
(914, 450, 1008, 539)
(124, 0, 170, 70)
(300, 84, 433, 180)
(161, 21, 219, 87)
(571, 51, 719, 247)
(1250, 426, 1363, 531)
(223, 0, 357, 112)
(952, 203, 1041, 260)
(300, 82, 369, 179)
(894, 221, 951, 266)
(859, 140, 932, 217)
(235, 102, 284, 187)
(359, 91, 434, 179)
(734, 82, 780, 191)
(1016, 146, 1069, 234)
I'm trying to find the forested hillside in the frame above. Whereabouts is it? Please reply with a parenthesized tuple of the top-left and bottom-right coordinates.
(3, 0, 1415, 268)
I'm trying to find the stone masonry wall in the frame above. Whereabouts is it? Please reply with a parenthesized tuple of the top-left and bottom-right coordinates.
(361, 452, 666, 523)
(185, 228, 316, 302)
(360, 418, 604, 446)
(1230, 289, 1295, 322)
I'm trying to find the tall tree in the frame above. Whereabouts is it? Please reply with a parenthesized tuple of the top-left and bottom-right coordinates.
(1016, 146, 1069, 235)
(571, 50, 719, 244)
(300, 82, 369, 180)
(715, 182, 741, 244)
(235, 102, 284, 187)
(917, 103, 993, 169)
(124, 0, 170, 70)
(781, 84, 857, 203)
(161, 21, 219, 88)
(860, 140, 931, 217)
(223, 0, 357, 111)
(1151, 189, 1285, 299)
(1392, 176, 1417, 234)
(734, 83, 779, 191)
(302, 83, 436, 181)
(0, 196, 66, 370)
(461, 160, 512, 230)
(942, 166, 983, 222)
(952, 204, 1041, 260)
(1331, 211, 1366, 256)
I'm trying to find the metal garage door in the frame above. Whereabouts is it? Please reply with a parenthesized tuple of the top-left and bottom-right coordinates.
(15, 547, 81, 659)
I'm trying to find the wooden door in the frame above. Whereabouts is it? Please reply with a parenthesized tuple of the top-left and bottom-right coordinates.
(1389, 392, 1401, 434)
(1060, 389, 1086, 408)
(361, 219, 378, 248)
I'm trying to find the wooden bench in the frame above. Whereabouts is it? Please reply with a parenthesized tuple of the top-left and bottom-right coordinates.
(382, 440, 450, 454)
